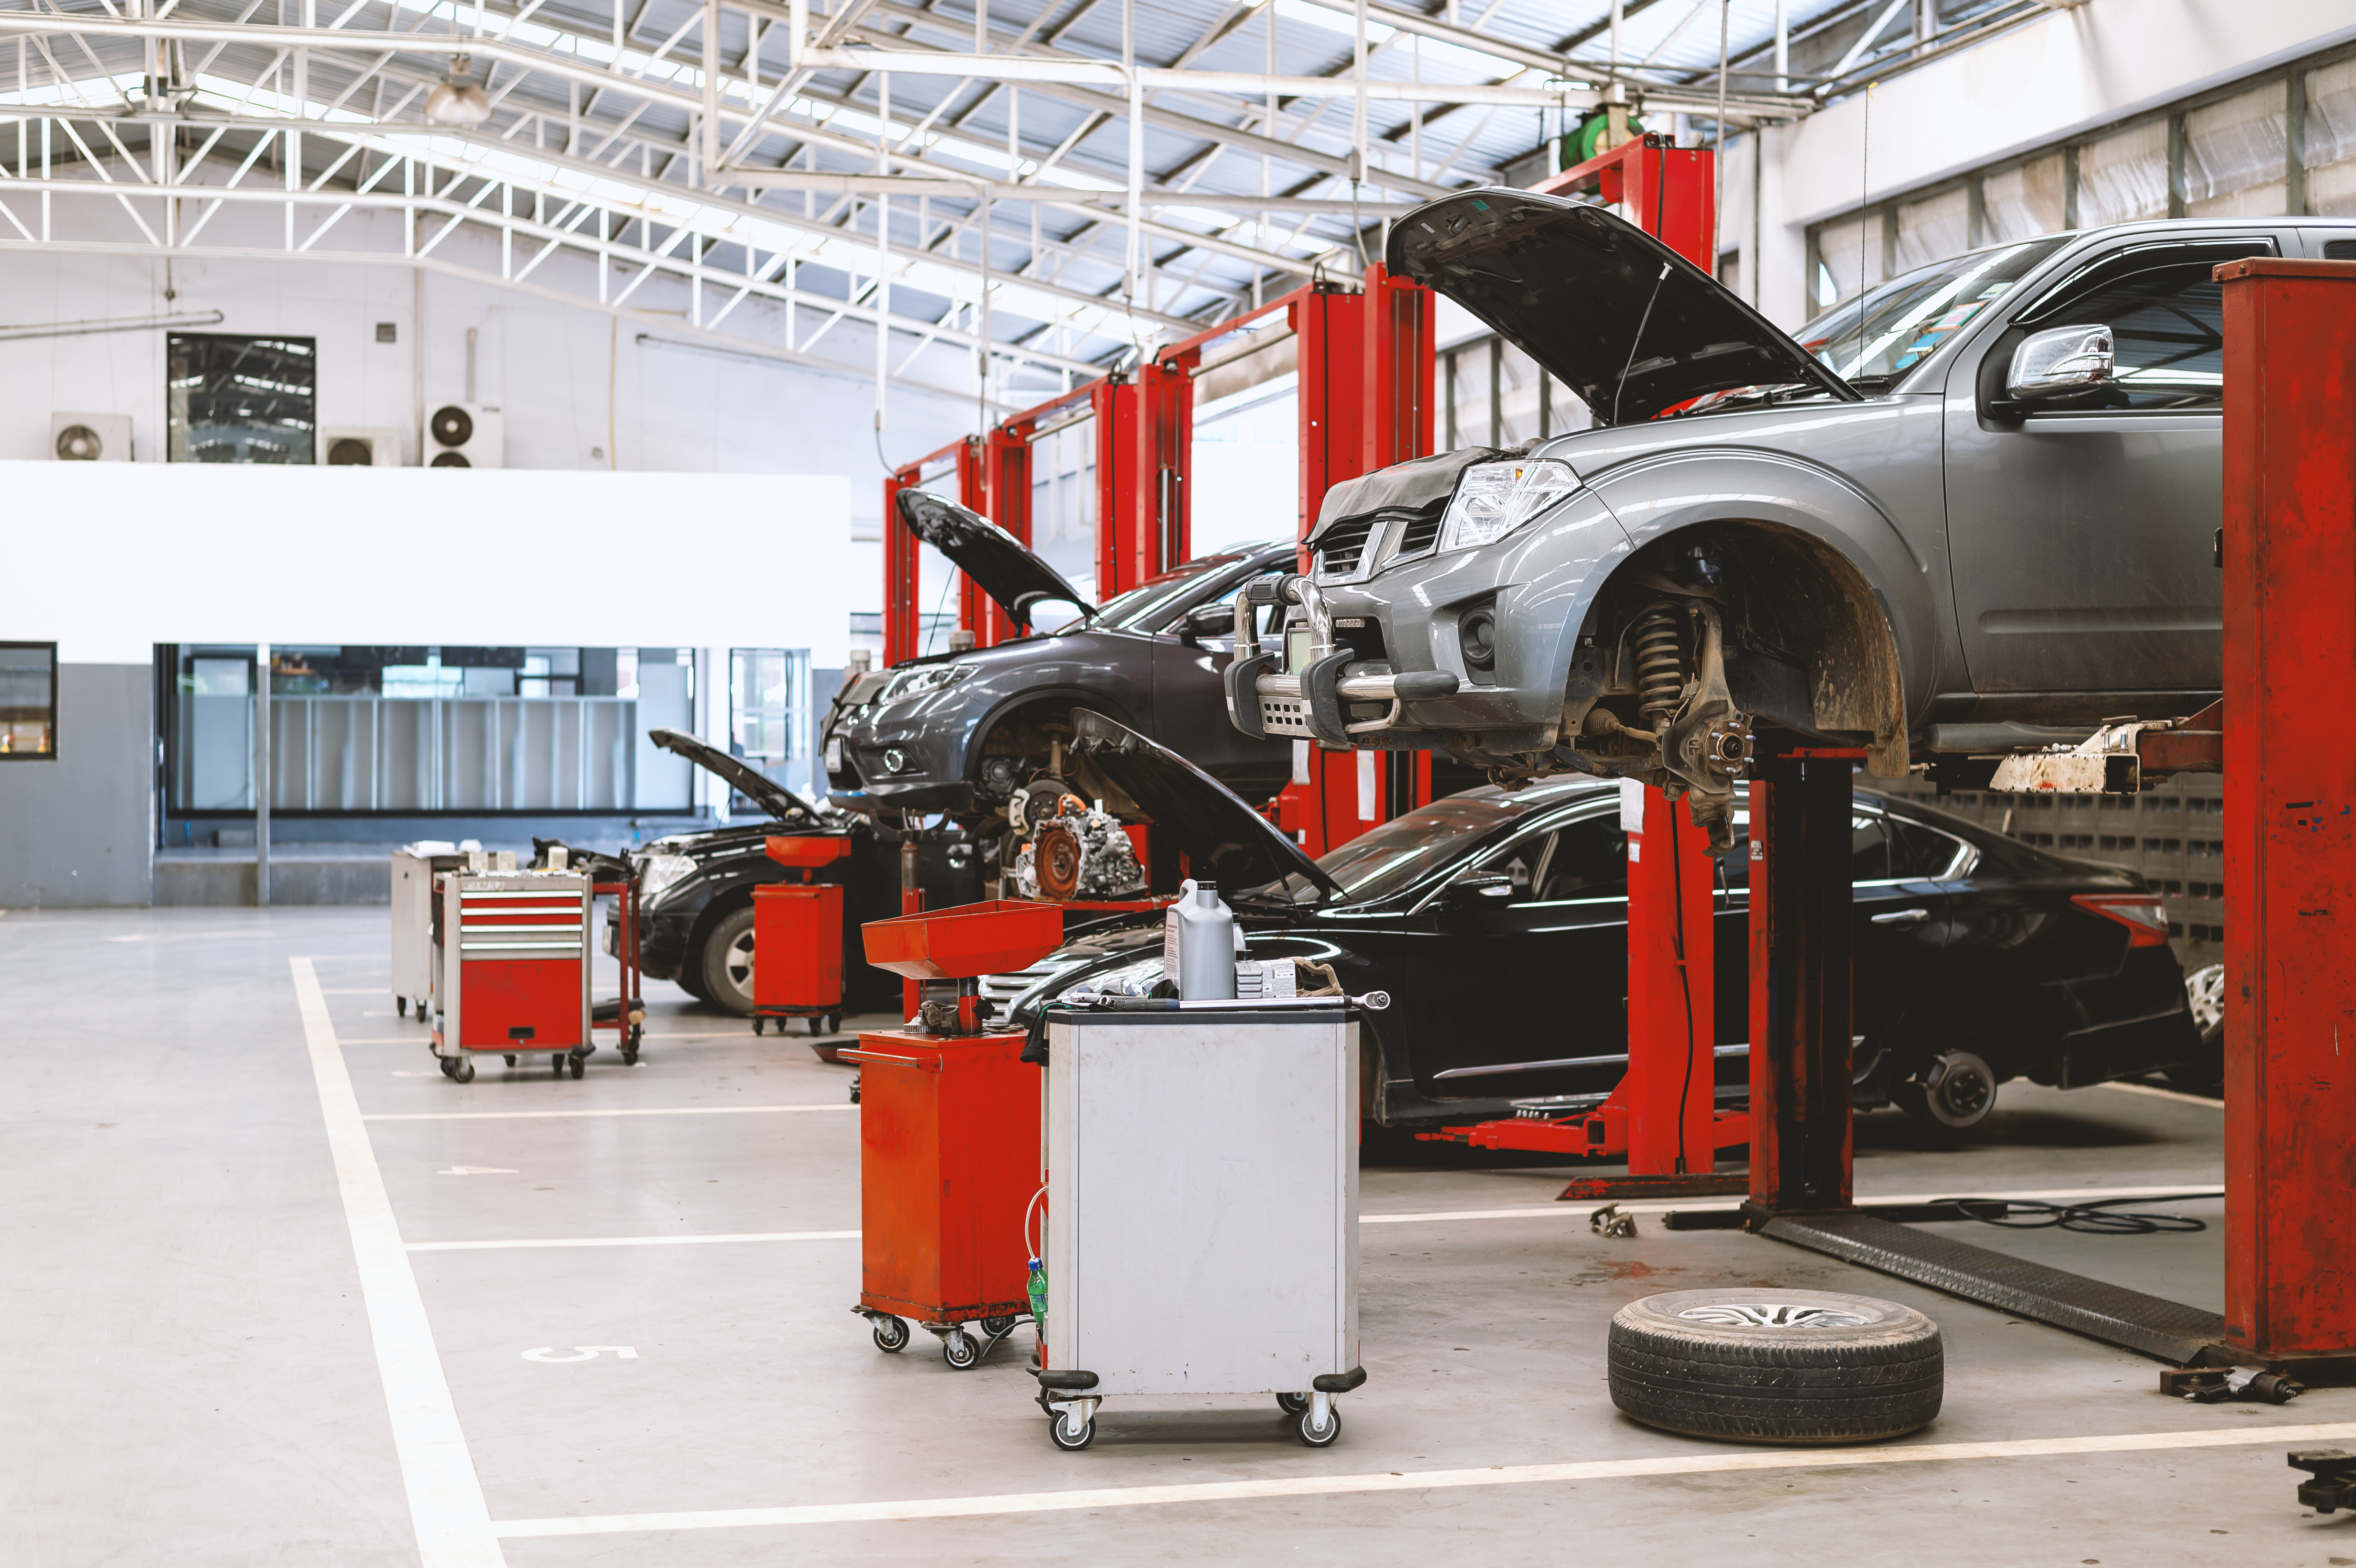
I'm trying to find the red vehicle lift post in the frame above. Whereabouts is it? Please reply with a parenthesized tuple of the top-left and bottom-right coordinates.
(2218, 256, 2356, 1368)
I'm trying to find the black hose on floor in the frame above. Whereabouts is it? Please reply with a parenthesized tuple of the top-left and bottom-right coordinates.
(1935, 1193, 2223, 1234)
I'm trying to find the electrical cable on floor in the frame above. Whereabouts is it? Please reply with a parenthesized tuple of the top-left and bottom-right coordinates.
(1937, 1193, 2223, 1234)
(1667, 797, 1696, 1177)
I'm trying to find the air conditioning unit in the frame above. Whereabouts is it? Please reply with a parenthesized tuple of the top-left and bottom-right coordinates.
(427, 403, 503, 468)
(52, 412, 132, 462)
(320, 426, 408, 466)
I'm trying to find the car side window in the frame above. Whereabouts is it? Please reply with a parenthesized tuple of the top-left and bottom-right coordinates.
(1531, 815, 1630, 903)
(2036, 260, 2233, 411)
(1853, 814, 1893, 882)
(1887, 817, 1968, 879)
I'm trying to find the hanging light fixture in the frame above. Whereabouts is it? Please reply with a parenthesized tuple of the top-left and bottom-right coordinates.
(424, 55, 493, 128)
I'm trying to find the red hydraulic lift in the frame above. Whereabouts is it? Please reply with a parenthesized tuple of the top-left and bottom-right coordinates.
(1425, 140, 1739, 1189)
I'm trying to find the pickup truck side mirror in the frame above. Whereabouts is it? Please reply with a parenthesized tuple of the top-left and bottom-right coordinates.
(2007, 324, 2115, 404)
(1442, 873, 1516, 907)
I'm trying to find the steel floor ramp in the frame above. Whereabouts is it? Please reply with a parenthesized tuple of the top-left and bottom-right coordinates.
(1758, 1210, 2227, 1365)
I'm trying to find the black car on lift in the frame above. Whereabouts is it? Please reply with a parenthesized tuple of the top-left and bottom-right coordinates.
(610, 729, 979, 1016)
(822, 489, 1296, 825)
(992, 711, 2202, 1131)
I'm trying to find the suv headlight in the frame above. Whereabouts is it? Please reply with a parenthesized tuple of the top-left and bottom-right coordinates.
(1438, 458, 1581, 552)
(878, 663, 979, 704)
(636, 853, 698, 904)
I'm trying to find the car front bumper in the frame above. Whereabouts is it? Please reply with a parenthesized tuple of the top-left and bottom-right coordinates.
(1230, 488, 1631, 751)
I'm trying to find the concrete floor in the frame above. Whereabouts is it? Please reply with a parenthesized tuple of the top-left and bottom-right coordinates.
(4, 906, 2350, 1567)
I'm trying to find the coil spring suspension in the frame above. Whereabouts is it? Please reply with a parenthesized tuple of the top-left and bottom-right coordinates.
(1632, 602, 1688, 733)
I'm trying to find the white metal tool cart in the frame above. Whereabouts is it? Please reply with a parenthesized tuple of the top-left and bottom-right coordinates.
(1033, 997, 1366, 1450)
(390, 844, 470, 1020)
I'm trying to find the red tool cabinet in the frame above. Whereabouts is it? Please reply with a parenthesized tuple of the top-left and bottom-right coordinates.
(750, 835, 852, 1038)
(429, 870, 593, 1083)
(845, 900, 1066, 1368)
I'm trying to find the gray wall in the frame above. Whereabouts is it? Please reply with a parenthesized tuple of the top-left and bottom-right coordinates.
(0, 664, 152, 907)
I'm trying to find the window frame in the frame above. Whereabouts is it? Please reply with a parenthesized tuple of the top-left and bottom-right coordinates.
(0, 640, 58, 761)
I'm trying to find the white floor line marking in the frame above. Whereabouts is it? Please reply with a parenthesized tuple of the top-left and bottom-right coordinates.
(2098, 1080, 2225, 1109)
(402, 1183, 2229, 1255)
(492, 1419, 2356, 1536)
(1359, 1182, 2222, 1225)
(409, 1229, 861, 1252)
(293, 957, 505, 1568)
(321, 987, 393, 994)
(364, 1104, 859, 1122)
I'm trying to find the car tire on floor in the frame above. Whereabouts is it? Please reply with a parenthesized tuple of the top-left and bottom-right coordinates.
(698, 904, 759, 1016)
(1607, 1288, 1943, 1444)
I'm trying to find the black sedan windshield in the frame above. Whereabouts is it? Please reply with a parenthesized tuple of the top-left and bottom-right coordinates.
(1249, 782, 1599, 906)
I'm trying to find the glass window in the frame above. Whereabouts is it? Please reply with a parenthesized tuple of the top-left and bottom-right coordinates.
(0, 642, 56, 758)
(1888, 817, 1969, 879)
(1813, 214, 1886, 311)
(1796, 237, 2069, 388)
(2309, 60, 2356, 217)
(166, 334, 318, 463)
(1852, 813, 1894, 882)
(1530, 814, 1629, 902)
(2079, 121, 2169, 228)
(2035, 256, 2236, 410)
(1981, 155, 2067, 245)
(1894, 189, 1971, 274)
(2185, 85, 2288, 218)
(730, 648, 811, 801)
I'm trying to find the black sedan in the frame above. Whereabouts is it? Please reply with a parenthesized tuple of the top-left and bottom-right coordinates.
(994, 712, 2201, 1131)
(824, 489, 1295, 823)
(603, 730, 979, 1016)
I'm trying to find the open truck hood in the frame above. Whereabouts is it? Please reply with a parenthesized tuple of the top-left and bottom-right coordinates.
(896, 489, 1094, 630)
(648, 728, 825, 823)
(1068, 709, 1342, 900)
(1387, 190, 1856, 425)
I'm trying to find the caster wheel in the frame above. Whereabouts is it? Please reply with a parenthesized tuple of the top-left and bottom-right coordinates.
(1276, 1392, 1310, 1415)
(871, 1315, 910, 1354)
(1296, 1405, 1341, 1447)
(550, 1053, 565, 1075)
(981, 1316, 1017, 1337)
(849, 1077, 861, 1105)
(397, 996, 409, 1017)
(828, 1013, 843, 1034)
(451, 1057, 475, 1084)
(568, 1055, 585, 1079)
(1047, 1412, 1095, 1452)
(503, 1054, 518, 1067)
(753, 1017, 765, 1035)
(621, 1048, 639, 1066)
(437, 1056, 457, 1078)
(943, 1331, 979, 1369)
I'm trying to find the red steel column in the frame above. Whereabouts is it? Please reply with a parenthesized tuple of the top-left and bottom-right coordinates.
(1361, 261, 1435, 476)
(1136, 355, 1194, 579)
(980, 424, 1034, 648)
(953, 437, 991, 644)
(1625, 783, 1719, 1176)
(1091, 378, 1137, 600)
(2219, 256, 2356, 1361)
(882, 464, 923, 667)
(1288, 284, 1372, 852)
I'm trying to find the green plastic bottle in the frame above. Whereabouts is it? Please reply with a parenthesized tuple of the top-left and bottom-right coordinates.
(1026, 1257, 1048, 1340)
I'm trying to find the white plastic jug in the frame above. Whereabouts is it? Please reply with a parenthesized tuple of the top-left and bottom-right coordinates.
(1164, 879, 1239, 1001)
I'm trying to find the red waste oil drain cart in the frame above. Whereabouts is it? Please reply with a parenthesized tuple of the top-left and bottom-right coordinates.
(429, 868, 596, 1083)
(844, 900, 1066, 1368)
(750, 835, 853, 1040)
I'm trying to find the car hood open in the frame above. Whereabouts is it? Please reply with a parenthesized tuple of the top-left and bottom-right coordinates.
(896, 489, 1094, 630)
(1387, 190, 1856, 425)
(1068, 708, 1342, 900)
(648, 728, 824, 823)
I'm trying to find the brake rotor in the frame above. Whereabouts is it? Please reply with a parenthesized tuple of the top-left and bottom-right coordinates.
(1034, 822, 1085, 901)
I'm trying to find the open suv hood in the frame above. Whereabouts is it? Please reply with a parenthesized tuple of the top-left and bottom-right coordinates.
(1387, 190, 1856, 425)
(896, 489, 1094, 630)
(1068, 709, 1341, 899)
(648, 728, 825, 822)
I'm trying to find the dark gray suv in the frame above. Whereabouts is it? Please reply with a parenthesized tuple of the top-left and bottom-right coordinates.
(1228, 194, 2356, 841)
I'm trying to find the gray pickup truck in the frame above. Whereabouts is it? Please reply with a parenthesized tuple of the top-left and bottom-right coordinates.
(1225, 193, 2356, 843)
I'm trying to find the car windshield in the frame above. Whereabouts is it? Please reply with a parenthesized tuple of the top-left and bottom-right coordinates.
(1080, 554, 1252, 632)
(1248, 784, 1596, 906)
(1798, 236, 2070, 388)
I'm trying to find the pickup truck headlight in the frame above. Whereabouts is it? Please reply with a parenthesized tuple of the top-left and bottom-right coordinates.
(636, 853, 698, 904)
(1438, 458, 1581, 551)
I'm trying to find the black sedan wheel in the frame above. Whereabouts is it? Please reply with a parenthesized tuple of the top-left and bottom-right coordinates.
(698, 905, 759, 1016)
(1895, 1048, 1998, 1130)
